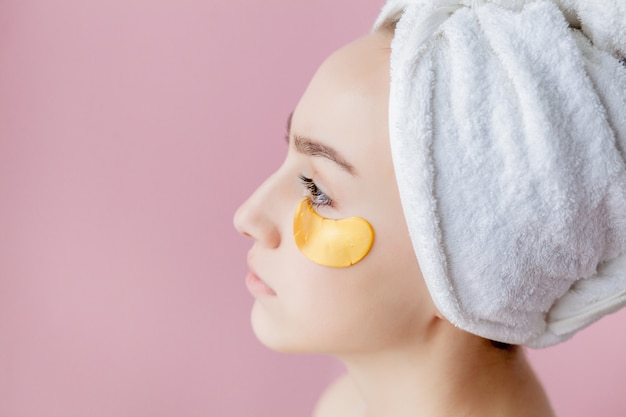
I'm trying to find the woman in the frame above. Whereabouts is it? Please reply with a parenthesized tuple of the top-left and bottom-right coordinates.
(234, 1, 626, 416)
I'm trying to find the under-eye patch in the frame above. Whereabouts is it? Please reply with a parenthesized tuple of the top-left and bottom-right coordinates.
(293, 198, 374, 267)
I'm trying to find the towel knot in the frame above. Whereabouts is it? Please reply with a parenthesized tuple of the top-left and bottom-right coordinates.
(375, 0, 626, 61)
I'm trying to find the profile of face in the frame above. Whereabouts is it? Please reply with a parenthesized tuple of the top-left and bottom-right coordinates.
(234, 31, 437, 356)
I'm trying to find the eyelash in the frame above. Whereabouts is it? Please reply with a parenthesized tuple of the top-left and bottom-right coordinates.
(298, 175, 334, 208)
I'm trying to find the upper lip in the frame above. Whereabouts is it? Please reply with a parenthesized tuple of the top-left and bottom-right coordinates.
(247, 254, 276, 292)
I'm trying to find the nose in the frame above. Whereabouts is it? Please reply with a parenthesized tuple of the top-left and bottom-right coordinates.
(233, 174, 282, 249)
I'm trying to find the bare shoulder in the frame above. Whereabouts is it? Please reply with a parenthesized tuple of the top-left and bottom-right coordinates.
(312, 373, 367, 417)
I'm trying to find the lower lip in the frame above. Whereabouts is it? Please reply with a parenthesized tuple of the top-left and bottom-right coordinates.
(245, 271, 277, 297)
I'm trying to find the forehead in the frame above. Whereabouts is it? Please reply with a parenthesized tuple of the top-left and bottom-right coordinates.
(290, 32, 392, 172)
(308, 32, 392, 100)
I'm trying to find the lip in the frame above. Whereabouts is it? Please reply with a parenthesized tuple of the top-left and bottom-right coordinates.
(245, 270, 277, 297)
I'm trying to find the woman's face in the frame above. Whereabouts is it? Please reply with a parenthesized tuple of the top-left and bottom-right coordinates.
(234, 31, 436, 356)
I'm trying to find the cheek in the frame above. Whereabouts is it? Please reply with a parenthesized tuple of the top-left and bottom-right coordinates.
(251, 203, 432, 354)
(250, 264, 354, 353)
(250, 253, 385, 354)
(275, 259, 427, 354)
(326, 217, 434, 350)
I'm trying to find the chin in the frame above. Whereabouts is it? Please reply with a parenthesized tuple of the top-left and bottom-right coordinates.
(249, 303, 336, 354)
(250, 304, 303, 353)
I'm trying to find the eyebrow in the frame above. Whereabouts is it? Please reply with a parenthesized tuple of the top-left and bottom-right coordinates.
(286, 113, 358, 176)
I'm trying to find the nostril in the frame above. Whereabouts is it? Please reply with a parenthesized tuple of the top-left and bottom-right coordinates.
(233, 200, 281, 248)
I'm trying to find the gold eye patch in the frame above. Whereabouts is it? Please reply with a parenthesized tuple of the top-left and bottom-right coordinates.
(293, 198, 375, 268)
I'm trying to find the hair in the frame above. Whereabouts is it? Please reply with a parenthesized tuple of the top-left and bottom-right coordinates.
(489, 339, 516, 351)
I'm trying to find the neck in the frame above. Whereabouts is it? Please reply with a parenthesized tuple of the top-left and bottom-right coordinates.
(338, 320, 555, 417)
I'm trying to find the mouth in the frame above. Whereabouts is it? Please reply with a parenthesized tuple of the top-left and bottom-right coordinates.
(245, 270, 277, 297)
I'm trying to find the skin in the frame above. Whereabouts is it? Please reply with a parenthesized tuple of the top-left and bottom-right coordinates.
(234, 30, 555, 417)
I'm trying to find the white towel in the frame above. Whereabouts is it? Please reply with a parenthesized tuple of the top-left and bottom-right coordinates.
(374, 0, 626, 347)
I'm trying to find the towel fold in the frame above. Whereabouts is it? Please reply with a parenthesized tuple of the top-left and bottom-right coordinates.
(374, 0, 626, 347)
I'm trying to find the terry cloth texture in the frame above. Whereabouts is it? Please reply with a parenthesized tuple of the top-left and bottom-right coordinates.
(374, 0, 626, 347)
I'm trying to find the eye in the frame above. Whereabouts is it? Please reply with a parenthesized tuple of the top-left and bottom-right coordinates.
(298, 175, 333, 208)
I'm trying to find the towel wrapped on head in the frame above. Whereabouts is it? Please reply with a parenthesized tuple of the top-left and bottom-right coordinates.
(374, 0, 626, 347)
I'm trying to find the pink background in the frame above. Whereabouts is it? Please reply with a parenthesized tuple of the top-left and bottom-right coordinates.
(1, 1, 624, 416)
